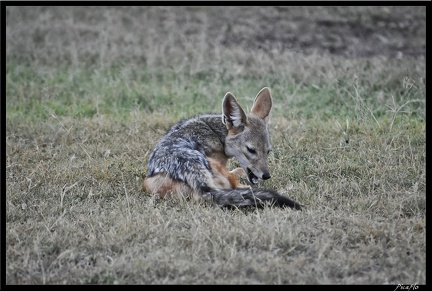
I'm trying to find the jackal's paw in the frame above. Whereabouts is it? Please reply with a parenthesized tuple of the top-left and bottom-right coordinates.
(230, 167, 246, 178)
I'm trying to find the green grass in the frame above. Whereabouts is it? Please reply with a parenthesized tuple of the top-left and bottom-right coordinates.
(6, 6, 425, 285)
(6, 57, 425, 122)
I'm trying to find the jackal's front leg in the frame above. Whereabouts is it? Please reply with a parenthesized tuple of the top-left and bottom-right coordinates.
(230, 167, 246, 177)
(229, 167, 249, 188)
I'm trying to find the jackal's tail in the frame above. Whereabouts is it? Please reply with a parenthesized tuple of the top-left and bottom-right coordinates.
(200, 186, 302, 210)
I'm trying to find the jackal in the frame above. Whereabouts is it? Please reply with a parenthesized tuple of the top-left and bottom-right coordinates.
(143, 87, 302, 209)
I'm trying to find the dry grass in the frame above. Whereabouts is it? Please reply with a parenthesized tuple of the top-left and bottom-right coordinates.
(6, 6, 425, 284)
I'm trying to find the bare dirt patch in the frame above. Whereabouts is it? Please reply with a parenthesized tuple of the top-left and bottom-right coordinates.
(202, 6, 425, 58)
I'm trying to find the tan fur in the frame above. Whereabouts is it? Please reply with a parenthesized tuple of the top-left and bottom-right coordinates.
(143, 174, 196, 199)
(143, 158, 247, 201)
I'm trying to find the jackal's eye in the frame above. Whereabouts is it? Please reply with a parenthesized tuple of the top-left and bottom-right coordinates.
(246, 146, 256, 154)
(267, 149, 271, 155)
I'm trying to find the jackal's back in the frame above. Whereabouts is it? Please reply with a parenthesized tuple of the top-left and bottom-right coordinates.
(146, 114, 228, 190)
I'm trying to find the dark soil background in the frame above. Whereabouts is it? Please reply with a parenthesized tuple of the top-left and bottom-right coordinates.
(201, 6, 425, 58)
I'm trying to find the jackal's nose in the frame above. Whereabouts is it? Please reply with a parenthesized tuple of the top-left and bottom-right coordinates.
(262, 173, 271, 180)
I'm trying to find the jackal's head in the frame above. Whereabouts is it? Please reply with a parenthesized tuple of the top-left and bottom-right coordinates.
(222, 87, 273, 186)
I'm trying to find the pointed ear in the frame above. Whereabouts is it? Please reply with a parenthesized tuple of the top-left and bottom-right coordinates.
(222, 92, 247, 132)
(251, 87, 273, 123)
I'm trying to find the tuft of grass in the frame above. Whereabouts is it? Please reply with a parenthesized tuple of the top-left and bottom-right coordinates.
(6, 6, 425, 284)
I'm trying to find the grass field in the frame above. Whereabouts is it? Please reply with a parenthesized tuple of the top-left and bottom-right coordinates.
(5, 6, 425, 284)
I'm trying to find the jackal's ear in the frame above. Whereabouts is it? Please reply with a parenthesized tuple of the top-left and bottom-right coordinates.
(222, 92, 247, 132)
(251, 87, 273, 123)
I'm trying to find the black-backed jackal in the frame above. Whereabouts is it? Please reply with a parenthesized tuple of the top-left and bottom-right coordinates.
(144, 87, 302, 210)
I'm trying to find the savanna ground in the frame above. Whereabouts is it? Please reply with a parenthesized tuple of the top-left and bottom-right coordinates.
(5, 6, 425, 284)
